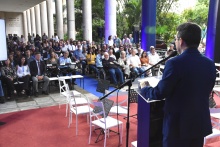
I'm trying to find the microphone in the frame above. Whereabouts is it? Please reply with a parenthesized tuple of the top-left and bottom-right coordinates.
(157, 50, 177, 65)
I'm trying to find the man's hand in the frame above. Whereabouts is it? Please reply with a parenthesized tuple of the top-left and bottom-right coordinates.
(139, 81, 150, 89)
(37, 76, 43, 80)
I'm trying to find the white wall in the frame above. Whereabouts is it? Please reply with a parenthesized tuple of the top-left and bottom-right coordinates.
(5, 12, 24, 37)
(0, 12, 24, 37)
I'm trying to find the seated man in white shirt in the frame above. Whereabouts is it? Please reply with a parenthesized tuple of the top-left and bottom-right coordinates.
(127, 49, 144, 78)
(59, 51, 76, 86)
(148, 46, 160, 76)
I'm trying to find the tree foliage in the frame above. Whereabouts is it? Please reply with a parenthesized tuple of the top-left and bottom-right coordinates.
(181, 0, 209, 29)
(72, 0, 209, 44)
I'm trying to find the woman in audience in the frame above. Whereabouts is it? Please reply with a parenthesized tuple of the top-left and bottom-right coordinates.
(47, 51, 59, 77)
(1, 58, 17, 99)
(118, 51, 130, 79)
(140, 51, 151, 77)
(17, 56, 31, 97)
(86, 48, 97, 74)
(107, 35, 114, 47)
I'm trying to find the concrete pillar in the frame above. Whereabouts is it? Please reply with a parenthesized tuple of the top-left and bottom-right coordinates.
(82, 0, 92, 42)
(63, 0, 67, 35)
(55, 0, 64, 39)
(67, 0, 75, 40)
(35, 5, 42, 36)
(26, 9, 31, 34)
(206, 0, 220, 62)
(23, 11, 28, 40)
(40, 1, 49, 36)
(47, 0, 54, 39)
(30, 7, 36, 36)
(104, 0, 116, 44)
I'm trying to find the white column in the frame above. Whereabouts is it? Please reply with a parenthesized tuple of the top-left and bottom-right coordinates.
(63, 0, 67, 35)
(35, 5, 42, 36)
(67, 0, 75, 40)
(23, 11, 28, 41)
(30, 7, 36, 35)
(47, 0, 54, 39)
(26, 9, 32, 34)
(82, 0, 92, 42)
(40, 1, 49, 36)
(55, 0, 64, 39)
(104, 0, 117, 44)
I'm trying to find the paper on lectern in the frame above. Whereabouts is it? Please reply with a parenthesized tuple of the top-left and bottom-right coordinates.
(135, 76, 162, 103)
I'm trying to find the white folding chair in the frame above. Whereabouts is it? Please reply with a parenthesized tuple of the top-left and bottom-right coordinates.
(57, 76, 87, 117)
(68, 89, 93, 135)
(109, 96, 128, 116)
(88, 100, 123, 147)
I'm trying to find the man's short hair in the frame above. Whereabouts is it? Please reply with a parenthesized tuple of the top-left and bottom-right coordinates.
(177, 22, 201, 48)
(35, 52, 41, 55)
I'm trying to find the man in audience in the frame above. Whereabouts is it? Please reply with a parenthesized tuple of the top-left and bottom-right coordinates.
(102, 52, 124, 87)
(127, 49, 144, 78)
(59, 51, 76, 87)
(148, 46, 160, 76)
(30, 52, 49, 97)
(72, 44, 87, 75)
(25, 49, 35, 66)
(115, 45, 124, 60)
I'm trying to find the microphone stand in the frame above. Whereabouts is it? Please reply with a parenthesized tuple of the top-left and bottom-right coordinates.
(99, 51, 177, 147)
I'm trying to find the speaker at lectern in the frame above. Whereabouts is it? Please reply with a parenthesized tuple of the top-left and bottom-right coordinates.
(135, 76, 164, 147)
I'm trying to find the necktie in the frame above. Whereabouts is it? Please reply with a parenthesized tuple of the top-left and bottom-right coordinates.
(37, 61, 41, 75)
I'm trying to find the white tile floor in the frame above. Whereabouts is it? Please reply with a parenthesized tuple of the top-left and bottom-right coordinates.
(0, 85, 98, 114)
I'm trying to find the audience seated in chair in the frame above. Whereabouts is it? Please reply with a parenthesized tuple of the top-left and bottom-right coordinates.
(140, 51, 151, 77)
(117, 50, 130, 79)
(29, 52, 49, 97)
(25, 49, 35, 67)
(102, 52, 124, 87)
(16, 56, 31, 97)
(46, 51, 59, 77)
(127, 49, 144, 78)
(59, 51, 76, 87)
(86, 47, 97, 74)
(72, 44, 87, 75)
(1, 58, 17, 100)
(148, 46, 160, 76)
(95, 49, 105, 79)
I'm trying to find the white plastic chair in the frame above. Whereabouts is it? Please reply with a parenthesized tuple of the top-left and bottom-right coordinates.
(109, 96, 128, 116)
(57, 76, 87, 117)
(88, 100, 123, 147)
(68, 90, 93, 135)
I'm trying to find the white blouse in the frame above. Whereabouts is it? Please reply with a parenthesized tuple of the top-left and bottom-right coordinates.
(17, 65, 30, 78)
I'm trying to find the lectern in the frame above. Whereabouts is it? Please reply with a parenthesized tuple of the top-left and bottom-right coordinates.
(136, 76, 164, 147)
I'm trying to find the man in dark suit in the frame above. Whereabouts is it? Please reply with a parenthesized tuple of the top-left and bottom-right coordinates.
(141, 22, 216, 147)
(30, 52, 49, 97)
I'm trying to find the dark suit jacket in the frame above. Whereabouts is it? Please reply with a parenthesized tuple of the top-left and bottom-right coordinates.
(141, 49, 216, 139)
(30, 60, 46, 77)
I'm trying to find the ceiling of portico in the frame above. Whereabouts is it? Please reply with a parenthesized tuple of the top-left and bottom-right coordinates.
(0, 0, 45, 13)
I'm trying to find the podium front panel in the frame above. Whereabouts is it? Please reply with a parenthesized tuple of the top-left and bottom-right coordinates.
(137, 95, 164, 147)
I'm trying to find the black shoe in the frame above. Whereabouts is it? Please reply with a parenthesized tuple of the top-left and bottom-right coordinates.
(73, 82, 77, 85)
(42, 91, 49, 95)
(0, 97, 5, 104)
(34, 92, 39, 97)
(0, 122, 6, 126)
